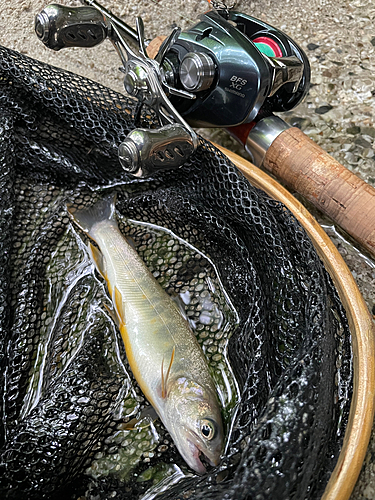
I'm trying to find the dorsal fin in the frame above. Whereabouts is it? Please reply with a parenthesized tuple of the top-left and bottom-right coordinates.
(161, 346, 176, 399)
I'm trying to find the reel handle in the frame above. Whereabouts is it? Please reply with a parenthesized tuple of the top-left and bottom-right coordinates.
(118, 124, 196, 177)
(116, 32, 198, 178)
(35, 4, 108, 51)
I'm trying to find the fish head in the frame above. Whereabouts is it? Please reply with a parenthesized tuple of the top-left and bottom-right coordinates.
(163, 376, 224, 474)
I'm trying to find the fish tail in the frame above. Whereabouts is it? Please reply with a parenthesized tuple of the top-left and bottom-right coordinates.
(67, 194, 116, 235)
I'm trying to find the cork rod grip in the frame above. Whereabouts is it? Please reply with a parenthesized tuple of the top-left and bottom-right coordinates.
(263, 127, 375, 256)
(146, 36, 166, 59)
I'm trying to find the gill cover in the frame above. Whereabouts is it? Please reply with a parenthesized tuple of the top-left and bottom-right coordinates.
(163, 377, 224, 474)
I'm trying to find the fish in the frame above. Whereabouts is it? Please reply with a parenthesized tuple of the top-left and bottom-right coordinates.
(67, 195, 224, 474)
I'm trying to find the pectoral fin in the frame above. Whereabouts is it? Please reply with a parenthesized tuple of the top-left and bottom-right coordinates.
(161, 346, 176, 399)
(120, 406, 158, 430)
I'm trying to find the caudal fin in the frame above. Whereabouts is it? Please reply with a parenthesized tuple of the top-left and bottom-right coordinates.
(67, 194, 116, 235)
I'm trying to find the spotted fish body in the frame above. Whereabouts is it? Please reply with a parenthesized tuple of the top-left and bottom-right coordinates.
(68, 196, 224, 473)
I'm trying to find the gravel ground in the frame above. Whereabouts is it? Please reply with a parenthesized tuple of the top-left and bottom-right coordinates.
(1, 0, 375, 498)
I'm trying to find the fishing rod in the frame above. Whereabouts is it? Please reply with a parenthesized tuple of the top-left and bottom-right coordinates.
(34, 0, 375, 259)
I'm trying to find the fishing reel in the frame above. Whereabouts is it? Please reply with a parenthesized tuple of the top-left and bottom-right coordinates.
(35, 1, 310, 177)
(165, 9, 310, 127)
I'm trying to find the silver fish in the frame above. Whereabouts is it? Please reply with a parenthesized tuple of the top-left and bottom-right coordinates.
(68, 195, 224, 473)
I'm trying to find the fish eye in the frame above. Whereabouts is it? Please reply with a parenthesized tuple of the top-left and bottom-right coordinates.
(200, 419, 216, 441)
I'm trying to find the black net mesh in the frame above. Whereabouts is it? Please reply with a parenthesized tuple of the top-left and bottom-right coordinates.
(0, 45, 352, 500)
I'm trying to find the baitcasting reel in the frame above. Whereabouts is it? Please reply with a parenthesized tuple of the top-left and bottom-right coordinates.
(35, 0, 310, 177)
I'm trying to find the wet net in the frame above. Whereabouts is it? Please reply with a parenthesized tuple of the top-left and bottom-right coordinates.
(0, 45, 352, 500)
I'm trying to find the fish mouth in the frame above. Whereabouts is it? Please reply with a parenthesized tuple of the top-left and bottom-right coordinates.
(185, 438, 220, 475)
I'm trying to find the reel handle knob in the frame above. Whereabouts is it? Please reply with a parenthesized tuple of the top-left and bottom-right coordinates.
(118, 124, 196, 177)
(35, 4, 108, 51)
